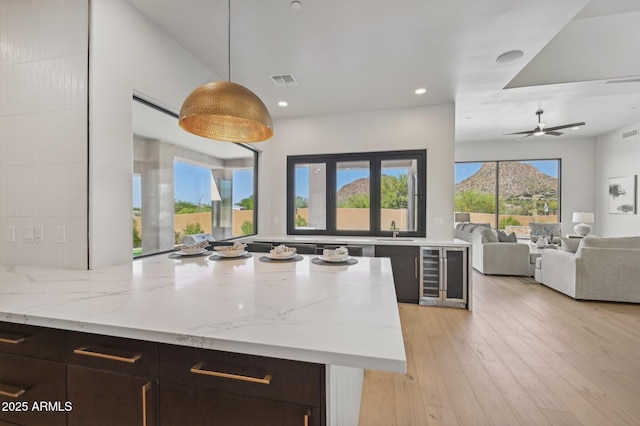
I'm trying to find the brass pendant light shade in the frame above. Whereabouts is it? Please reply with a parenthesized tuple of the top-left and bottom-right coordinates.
(178, 0, 273, 143)
(179, 81, 273, 142)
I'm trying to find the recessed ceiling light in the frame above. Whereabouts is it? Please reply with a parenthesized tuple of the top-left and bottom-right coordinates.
(290, 1, 303, 10)
(278, 101, 288, 107)
(496, 50, 524, 64)
(414, 88, 427, 95)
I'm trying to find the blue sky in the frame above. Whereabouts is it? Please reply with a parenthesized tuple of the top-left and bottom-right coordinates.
(455, 160, 558, 184)
(133, 162, 254, 208)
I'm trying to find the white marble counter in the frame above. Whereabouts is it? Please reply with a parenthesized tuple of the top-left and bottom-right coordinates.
(250, 234, 470, 248)
(0, 253, 406, 373)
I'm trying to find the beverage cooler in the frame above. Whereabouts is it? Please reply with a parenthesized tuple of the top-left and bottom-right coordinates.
(420, 246, 468, 308)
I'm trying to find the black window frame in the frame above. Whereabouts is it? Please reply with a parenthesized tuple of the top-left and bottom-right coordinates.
(286, 150, 426, 237)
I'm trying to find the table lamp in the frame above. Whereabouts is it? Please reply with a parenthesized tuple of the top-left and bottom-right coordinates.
(572, 212, 594, 236)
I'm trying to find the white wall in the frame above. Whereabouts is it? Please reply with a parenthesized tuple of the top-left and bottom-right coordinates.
(0, 0, 88, 269)
(259, 105, 456, 239)
(455, 137, 597, 236)
(89, 0, 217, 268)
(595, 122, 640, 236)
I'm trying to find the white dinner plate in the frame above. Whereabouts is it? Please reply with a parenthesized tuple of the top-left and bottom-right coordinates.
(213, 250, 248, 258)
(318, 255, 351, 263)
(266, 252, 297, 260)
(175, 249, 207, 256)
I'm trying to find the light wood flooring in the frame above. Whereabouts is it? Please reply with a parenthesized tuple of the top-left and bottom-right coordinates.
(358, 272, 640, 426)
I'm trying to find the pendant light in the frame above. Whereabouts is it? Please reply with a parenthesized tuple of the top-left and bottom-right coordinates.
(179, 0, 273, 142)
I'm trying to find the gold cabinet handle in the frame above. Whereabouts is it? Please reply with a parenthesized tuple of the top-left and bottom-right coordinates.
(74, 346, 142, 363)
(304, 409, 310, 426)
(0, 332, 28, 345)
(142, 382, 151, 426)
(190, 362, 272, 385)
(0, 383, 26, 398)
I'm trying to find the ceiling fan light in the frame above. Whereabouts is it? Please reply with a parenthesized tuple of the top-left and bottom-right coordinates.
(533, 131, 545, 136)
(179, 81, 273, 143)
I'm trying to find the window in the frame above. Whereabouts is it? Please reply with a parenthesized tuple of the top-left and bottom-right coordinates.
(132, 97, 258, 258)
(454, 159, 560, 236)
(287, 150, 426, 236)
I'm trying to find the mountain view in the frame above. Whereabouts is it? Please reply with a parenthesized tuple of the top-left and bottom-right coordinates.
(455, 162, 557, 198)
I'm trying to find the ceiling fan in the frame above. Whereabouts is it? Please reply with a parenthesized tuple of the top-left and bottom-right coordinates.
(505, 110, 585, 140)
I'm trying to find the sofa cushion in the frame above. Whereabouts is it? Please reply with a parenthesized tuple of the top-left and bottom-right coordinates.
(462, 223, 475, 232)
(456, 222, 465, 231)
(580, 236, 640, 249)
(497, 230, 517, 243)
(560, 237, 581, 253)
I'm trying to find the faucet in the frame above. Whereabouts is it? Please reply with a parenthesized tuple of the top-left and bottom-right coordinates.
(391, 221, 398, 238)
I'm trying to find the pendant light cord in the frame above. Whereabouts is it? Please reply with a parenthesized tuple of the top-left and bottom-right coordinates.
(228, 0, 231, 82)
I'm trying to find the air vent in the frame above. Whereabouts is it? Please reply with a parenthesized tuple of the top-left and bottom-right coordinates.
(270, 74, 298, 87)
(621, 128, 639, 142)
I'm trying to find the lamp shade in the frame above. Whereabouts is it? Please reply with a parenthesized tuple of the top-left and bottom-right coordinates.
(179, 81, 273, 143)
(572, 212, 594, 223)
(455, 212, 471, 222)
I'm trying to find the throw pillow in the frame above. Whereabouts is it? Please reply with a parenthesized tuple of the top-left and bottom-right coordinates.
(480, 227, 499, 242)
(503, 232, 517, 243)
(497, 230, 517, 242)
(560, 237, 581, 253)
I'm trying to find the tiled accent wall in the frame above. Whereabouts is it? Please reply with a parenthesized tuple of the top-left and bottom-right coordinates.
(0, 0, 88, 269)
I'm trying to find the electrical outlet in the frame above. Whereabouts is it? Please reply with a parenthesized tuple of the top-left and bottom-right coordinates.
(35, 227, 44, 243)
(23, 226, 34, 243)
(56, 225, 66, 243)
(7, 226, 16, 243)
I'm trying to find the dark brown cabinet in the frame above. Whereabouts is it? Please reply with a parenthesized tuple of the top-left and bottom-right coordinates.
(375, 245, 420, 303)
(65, 331, 160, 426)
(160, 381, 320, 426)
(0, 323, 67, 426)
(0, 322, 327, 426)
(159, 344, 325, 426)
(67, 366, 157, 426)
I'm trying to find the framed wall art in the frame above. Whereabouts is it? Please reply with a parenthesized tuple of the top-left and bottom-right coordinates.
(608, 175, 637, 214)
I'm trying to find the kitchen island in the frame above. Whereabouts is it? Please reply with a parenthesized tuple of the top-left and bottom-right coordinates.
(0, 253, 405, 425)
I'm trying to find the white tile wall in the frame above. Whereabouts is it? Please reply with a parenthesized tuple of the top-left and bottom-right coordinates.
(0, 0, 88, 269)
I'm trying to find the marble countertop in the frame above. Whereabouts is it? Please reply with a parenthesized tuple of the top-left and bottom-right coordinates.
(251, 234, 470, 247)
(0, 253, 406, 373)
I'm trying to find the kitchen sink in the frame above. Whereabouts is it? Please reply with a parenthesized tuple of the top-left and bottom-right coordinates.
(376, 238, 414, 241)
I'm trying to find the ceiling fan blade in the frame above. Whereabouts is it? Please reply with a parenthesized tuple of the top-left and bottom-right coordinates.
(544, 122, 585, 132)
(545, 131, 563, 136)
(504, 130, 535, 136)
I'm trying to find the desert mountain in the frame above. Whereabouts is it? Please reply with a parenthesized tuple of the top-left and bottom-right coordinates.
(337, 177, 369, 205)
(455, 162, 557, 198)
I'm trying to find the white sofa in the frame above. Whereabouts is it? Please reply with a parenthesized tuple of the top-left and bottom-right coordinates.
(455, 223, 532, 276)
(538, 236, 640, 303)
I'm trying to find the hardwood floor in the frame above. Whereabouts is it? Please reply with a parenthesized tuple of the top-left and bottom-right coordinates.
(358, 271, 640, 425)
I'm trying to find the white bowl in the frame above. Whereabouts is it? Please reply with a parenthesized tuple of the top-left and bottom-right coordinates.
(214, 248, 245, 256)
(269, 247, 297, 258)
(182, 246, 205, 254)
(322, 253, 349, 261)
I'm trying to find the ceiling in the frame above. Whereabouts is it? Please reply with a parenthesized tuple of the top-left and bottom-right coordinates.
(126, 0, 640, 144)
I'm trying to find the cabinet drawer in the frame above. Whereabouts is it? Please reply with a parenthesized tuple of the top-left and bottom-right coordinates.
(374, 245, 419, 258)
(67, 365, 158, 426)
(66, 332, 158, 379)
(160, 381, 322, 426)
(0, 352, 67, 426)
(159, 344, 324, 407)
(0, 322, 66, 361)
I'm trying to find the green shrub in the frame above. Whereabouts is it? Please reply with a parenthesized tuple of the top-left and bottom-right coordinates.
(498, 216, 521, 229)
(240, 220, 254, 235)
(182, 223, 204, 235)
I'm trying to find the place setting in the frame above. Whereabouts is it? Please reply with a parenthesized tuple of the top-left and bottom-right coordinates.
(311, 246, 358, 266)
(208, 242, 253, 261)
(259, 245, 303, 263)
(169, 241, 211, 258)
